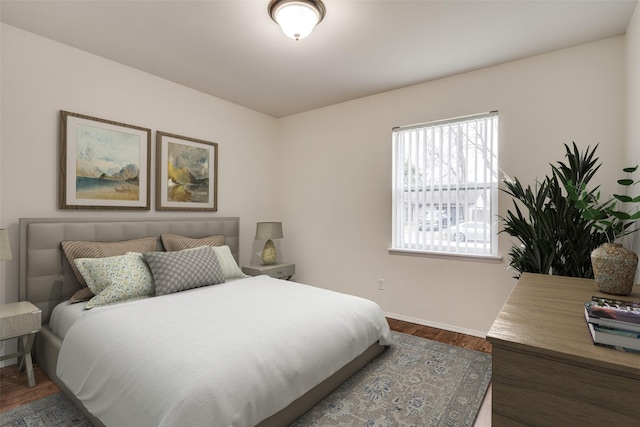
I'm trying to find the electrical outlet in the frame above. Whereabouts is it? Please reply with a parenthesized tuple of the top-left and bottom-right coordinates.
(378, 278, 384, 290)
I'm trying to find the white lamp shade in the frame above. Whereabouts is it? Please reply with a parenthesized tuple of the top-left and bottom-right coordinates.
(255, 222, 284, 240)
(0, 229, 12, 261)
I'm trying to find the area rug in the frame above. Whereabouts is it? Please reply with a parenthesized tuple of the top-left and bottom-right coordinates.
(0, 393, 92, 427)
(0, 332, 491, 427)
(292, 331, 491, 426)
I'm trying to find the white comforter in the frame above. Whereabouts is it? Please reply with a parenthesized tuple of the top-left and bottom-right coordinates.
(57, 275, 392, 427)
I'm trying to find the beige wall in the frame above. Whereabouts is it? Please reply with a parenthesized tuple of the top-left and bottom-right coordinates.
(277, 37, 626, 336)
(0, 21, 632, 340)
(626, 4, 640, 271)
(0, 24, 280, 305)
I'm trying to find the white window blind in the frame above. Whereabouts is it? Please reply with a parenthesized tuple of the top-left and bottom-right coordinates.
(392, 112, 499, 257)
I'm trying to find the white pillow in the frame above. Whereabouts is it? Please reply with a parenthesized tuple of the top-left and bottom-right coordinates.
(181, 244, 247, 280)
(211, 245, 248, 280)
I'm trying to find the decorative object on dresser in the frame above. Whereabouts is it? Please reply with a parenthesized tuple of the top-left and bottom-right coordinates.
(487, 273, 639, 425)
(155, 131, 218, 211)
(0, 301, 42, 387)
(242, 262, 295, 280)
(501, 143, 611, 279)
(584, 295, 640, 351)
(255, 221, 284, 265)
(502, 143, 640, 289)
(590, 243, 638, 295)
(586, 323, 640, 351)
(566, 163, 640, 295)
(58, 111, 151, 210)
(585, 295, 640, 332)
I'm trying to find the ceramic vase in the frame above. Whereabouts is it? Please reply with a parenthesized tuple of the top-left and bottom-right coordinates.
(261, 239, 277, 265)
(590, 243, 638, 295)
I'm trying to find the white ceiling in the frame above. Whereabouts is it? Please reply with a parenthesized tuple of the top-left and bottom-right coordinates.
(1, 0, 637, 118)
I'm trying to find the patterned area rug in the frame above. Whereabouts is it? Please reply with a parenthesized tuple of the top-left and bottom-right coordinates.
(0, 393, 92, 427)
(0, 332, 491, 427)
(292, 331, 491, 426)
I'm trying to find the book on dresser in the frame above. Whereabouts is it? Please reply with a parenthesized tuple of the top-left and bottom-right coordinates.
(584, 302, 640, 332)
(586, 323, 640, 351)
(584, 295, 640, 351)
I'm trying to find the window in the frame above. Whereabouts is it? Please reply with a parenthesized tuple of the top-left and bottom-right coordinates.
(391, 112, 499, 258)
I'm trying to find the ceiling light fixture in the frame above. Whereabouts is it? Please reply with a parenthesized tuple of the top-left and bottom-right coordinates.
(268, 0, 326, 41)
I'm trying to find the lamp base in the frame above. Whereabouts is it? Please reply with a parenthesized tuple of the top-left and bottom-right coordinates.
(261, 239, 277, 265)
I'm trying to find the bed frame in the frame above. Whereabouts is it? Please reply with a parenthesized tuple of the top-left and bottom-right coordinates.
(19, 217, 386, 426)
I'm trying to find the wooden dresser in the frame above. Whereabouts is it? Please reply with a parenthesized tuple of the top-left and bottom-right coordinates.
(487, 273, 640, 426)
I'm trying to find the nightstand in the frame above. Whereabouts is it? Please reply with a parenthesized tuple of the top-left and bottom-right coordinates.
(242, 262, 295, 280)
(0, 301, 42, 387)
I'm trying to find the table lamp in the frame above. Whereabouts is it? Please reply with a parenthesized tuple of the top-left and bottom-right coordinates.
(255, 222, 283, 265)
(0, 229, 11, 261)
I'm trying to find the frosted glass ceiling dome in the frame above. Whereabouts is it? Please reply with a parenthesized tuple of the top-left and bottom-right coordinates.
(268, 0, 326, 41)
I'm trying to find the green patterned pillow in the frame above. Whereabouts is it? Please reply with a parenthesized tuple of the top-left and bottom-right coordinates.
(75, 252, 155, 309)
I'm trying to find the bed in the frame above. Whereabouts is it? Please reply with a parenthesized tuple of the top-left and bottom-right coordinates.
(19, 217, 392, 426)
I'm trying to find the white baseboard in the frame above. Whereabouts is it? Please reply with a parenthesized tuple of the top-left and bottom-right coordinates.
(384, 312, 487, 339)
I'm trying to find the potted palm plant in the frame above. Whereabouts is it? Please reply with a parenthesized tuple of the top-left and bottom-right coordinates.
(564, 163, 640, 295)
(501, 143, 640, 295)
(501, 143, 609, 279)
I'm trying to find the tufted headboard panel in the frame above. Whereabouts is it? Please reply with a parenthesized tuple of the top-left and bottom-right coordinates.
(19, 217, 240, 324)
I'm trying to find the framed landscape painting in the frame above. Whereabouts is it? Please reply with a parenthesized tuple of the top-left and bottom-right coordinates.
(59, 111, 151, 210)
(156, 131, 218, 211)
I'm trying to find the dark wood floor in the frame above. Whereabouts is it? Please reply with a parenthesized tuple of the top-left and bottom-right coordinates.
(0, 363, 61, 411)
(0, 318, 491, 413)
(387, 318, 492, 353)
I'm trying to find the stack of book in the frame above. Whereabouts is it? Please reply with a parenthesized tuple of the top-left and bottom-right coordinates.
(584, 296, 640, 352)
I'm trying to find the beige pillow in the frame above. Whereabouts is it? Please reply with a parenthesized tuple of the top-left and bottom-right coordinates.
(161, 233, 225, 251)
(69, 287, 94, 304)
(62, 236, 158, 302)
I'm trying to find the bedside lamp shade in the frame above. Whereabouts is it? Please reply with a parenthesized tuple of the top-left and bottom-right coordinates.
(255, 222, 283, 265)
(0, 229, 11, 261)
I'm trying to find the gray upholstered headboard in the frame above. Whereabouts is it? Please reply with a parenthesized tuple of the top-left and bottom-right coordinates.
(19, 217, 240, 323)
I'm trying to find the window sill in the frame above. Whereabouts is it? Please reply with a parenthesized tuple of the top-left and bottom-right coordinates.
(388, 248, 503, 263)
